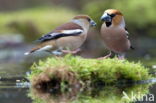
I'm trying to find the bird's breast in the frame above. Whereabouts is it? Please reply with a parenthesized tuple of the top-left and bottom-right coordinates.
(56, 33, 87, 50)
(101, 25, 130, 53)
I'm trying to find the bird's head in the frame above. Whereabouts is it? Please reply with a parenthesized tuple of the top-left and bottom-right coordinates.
(73, 15, 96, 27)
(101, 9, 125, 27)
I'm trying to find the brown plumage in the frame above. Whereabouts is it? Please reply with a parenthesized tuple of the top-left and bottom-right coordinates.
(25, 15, 96, 55)
(105, 9, 123, 15)
(100, 9, 132, 59)
(54, 22, 83, 32)
(73, 15, 91, 21)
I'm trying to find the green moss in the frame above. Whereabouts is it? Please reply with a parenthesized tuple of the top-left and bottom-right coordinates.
(28, 55, 152, 85)
(28, 55, 153, 103)
(0, 6, 76, 41)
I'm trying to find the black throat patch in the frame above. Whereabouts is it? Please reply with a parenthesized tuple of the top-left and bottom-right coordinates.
(105, 22, 112, 27)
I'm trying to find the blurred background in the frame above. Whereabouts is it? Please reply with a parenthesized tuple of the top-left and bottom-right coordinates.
(0, 0, 156, 79)
(0, 0, 156, 103)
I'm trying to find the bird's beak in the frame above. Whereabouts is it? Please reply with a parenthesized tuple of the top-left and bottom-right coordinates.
(101, 13, 112, 22)
(90, 20, 96, 27)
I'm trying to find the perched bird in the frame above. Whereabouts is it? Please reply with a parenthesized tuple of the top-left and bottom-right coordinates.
(100, 9, 133, 59)
(25, 15, 96, 55)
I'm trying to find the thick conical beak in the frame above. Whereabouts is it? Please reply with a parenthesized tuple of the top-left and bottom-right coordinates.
(101, 13, 112, 22)
(90, 20, 96, 26)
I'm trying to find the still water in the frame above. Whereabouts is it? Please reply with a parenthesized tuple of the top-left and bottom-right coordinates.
(0, 76, 156, 103)
(0, 43, 156, 103)
(0, 60, 156, 103)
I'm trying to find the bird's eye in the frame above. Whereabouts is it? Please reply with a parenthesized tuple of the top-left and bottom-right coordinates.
(87, 18, 91, 22)
(110, 14, 116, 18)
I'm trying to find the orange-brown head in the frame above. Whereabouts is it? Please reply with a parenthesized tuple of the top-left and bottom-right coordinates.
(101, 9, 125, 27)
(73, 15, 96, 27)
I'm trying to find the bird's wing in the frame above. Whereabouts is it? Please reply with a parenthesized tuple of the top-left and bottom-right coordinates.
(36, 22, 84, 42)
(38, 29, 83, 42)
(124, 27, 135, 50)
(124, 27, 129, 39)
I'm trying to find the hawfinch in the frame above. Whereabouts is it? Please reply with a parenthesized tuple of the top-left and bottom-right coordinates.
(25, 15, 96, 55)
(100, 9, 133, 59)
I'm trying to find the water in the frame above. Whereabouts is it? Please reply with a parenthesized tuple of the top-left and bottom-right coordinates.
(0, 88, 31, 103)
(0, 76, 156, 103)
(0, 37, 156, 103)
(0, 77, 31, 103)
(0, 57, 156, 103)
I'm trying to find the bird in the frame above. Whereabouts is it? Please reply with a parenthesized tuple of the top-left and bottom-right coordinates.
(100, 9, 134, 59)
(25, 15, 96, 55)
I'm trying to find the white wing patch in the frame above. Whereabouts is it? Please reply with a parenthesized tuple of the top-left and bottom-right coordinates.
(49, 29, 83, 36)
(24, 52, 30, 55)
(36, 45, 53, 52)
(61, 29, 83, 34)
(38, 29, 83, 42)
(125, 30, 129, 39)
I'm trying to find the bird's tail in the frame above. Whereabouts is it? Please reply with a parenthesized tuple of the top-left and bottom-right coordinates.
(24, 44, 54, 55)
(25, 41, 55, 55)
(24, 47, 40, 55)
(130, 46, 135, 50)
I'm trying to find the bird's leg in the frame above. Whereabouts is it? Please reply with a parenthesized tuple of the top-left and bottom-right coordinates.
(98, 51, 112, 59)
(61, 48, 81, 54)
(72, 48, 81, 54)
(117, 53, 125, 60)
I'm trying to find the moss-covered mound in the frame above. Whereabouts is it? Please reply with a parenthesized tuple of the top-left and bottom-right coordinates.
(28, 55, 152, 89)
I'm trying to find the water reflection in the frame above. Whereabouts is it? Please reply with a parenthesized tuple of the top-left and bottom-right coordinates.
(0, 77, 31, 103)
(0, 75, 156, 103)
(0, 88, 31, 103)
(29, 82, 151, 103)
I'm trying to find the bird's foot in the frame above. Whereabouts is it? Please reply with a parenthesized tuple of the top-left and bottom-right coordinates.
(117, 53, 125, 60)
(117, 56, 125, 60)
(98, 51, 112, 59)
(52, 50, 63, 55)
(61, 48, 81, 54)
